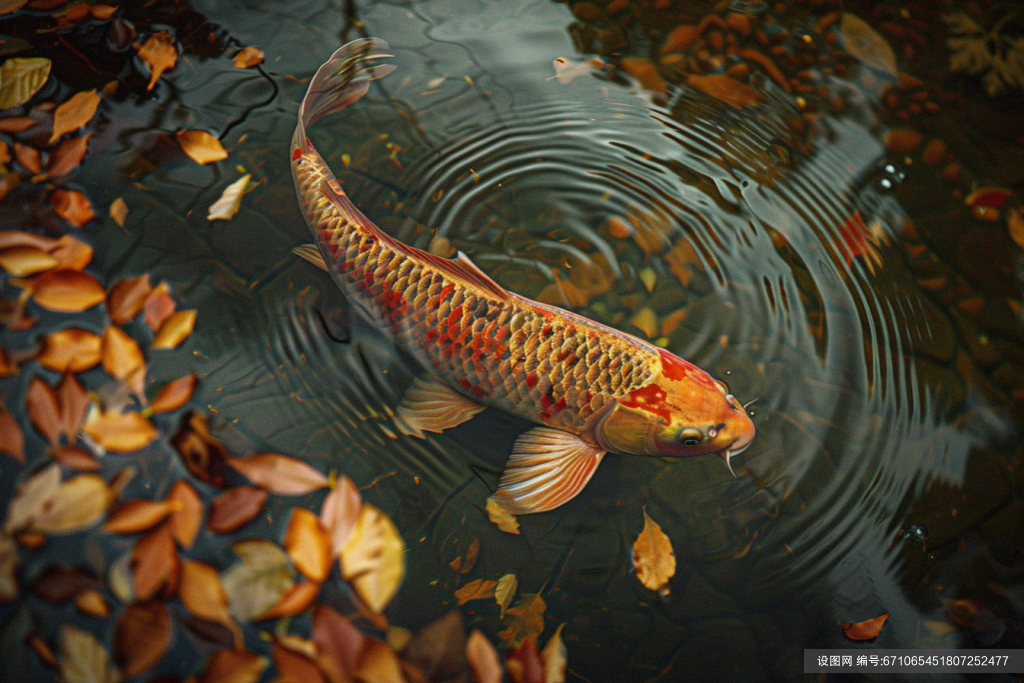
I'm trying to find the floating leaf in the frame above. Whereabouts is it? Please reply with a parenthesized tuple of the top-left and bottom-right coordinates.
(83, 411, 157, 452)
(455, 578, 497, 605)
(0, 409, 24, 462)
(104, 499, 175, 534)
(466, 630, 502, 683)
(840, 12, 897, 77)
(74, 589, 110, 617)
(499, 593, 546, 645)
(27, 376, 61, 446)
(320, 475, 361, 557)
(0, 115, 35, 132)
(50, 189, 96, 227)
(48, 445, 100, 470)
(109, 197, 128, 227)
(152, 309, 196, 348)
(0, 0, 27, 16)
(540, 623, 567, 683)
(632, 508, 675, 595)
(0, 57, 51, 109)
(486, 498, 519, 534)
(144, 281, 174, 330)
(171, 412, 229, 487)
(176, 129, 228, 165)
(505, 636, 543, 683)
(106, 274, 151, 324)
(58, 625, 119, 683)
(284, 507, 332, 583)
(207, 486, 267, 533)
(102, 324, 145, 382)
(132, 521, 178, 600)
(47, 132, 92, 178)
(198, 648, 267, 683)
(56, 372, 87, 440)
(258, 580, 320, 620)
(233, 46, 265, 68)
(179, 560, 238, 643)
(135, 31, 178, 91)
(13, 140, 40, 173)
(221, 539, 294, 622)
(312, 606, 364, 683)
(4, 463, 61, 533)
(687, 74, 766, 108)
(0, 533, 17, 600)
(49, 234, 93, 270)
(32, 473, 112, 533)
(228, 453, 328, 495)
(208, 174, 250, 221)
(114, 601, 170, 678)
(31, 269, 105, 312)
(167, 479, 202, 548)
(32, 564, 99, 601)
(147, 373, 195, 414)
(272, 640, 325, 683)
(460, 537, 481, 574)
(356, 637, 405, 683)
(50, 90, 100, 144)
(0, 246, 57, 276)
(339, 503, 405, 613)
(841, 612, 889, 640)
(495, 573, 517, 618)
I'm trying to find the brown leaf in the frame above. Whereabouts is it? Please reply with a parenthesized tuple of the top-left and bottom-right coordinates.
(840, 612, 889, 640)
(619, 57, 666, 93)
(113, 600, 170, 678)
(284, 507, 332, 583)
(179, 560, 238, 643)
(632, 508, 675, 595)
(339, 503, 405, 614)
(49, 90, 101, 144)
(131, 521, 179, 600)
(135, 31, 178, 91)
(0, 116, 37, 133)
(499, 593, 546, 645)
(152, 309, 196, 348)
(47, 132, 92, 178)
(357, 637, 405, 683)
(402, 611, 466, 681)
(320, 475, 361, 557)
(56, 372, 87, 440)
(49, 189, 96, 228)
(37, 328, 100, 373)
(176, 129, 228, 165)
(58, 625, 118, 683)
(207, 486, 267, 533)
(0, 409, 24, 462)
(49, 234, 93, 271)
(167, 479, 202, 549)
(13, 141, 41, 175)
(840, 12, 896, 76)
(0, 246, 58, 276)
(466, 630, 502, 683)
(505, 636, 544, 683)
(0, 534, 18, 601)
(172, 412, 229, 487)
(147, 373, 196, 414)
(74, 588, 110, 617)
(144, 281, 175, 330)
(198, 649, 267, 683)
(82, 411, 157, 452)
(233, 46, 265, 69)
(1008, 208, 1024, 251)
(273, 640, 326, 683)
(109, 197, 128, 227)
(0, 347, 14, 377)
(257, 580, 320, 620)
(106, 274, 151, 324)
(540, 623, 567, 683)
(313, 605, 365, 683)
(460, 537, 480, 574)
(48, 445, 100, 470)
(454, 579, 497, 606)
(228, 454, 327, 496)
(31, 268, 105, 312)
(0, 57, 51, 109)
(32, 565, 101, 601)
(27, 376, 61, 446)
(104, 499, 176, 534)
(687, 74, 766, 108)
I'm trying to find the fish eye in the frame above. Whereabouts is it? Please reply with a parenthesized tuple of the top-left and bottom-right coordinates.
(715, 380, 729, 396)
(678, 427, 703, 446)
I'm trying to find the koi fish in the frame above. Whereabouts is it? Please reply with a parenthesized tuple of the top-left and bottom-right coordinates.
(291, 39, 755, 520)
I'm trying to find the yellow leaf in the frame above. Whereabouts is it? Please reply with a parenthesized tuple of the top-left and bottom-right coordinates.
(0, 245, 57, 276)
(233, 46, 265, 69)
(221, 539, 295, 622)
(0, 57, 51, 110)
(109, 197, 128, 227)
(49, 90, 101, 144)
(207, 174, 250, 221)
(152, 309, 196, 348)
(339, 503, 405, 614)
(454, 578, 497, 606)
(31, 473, 112, 534)
(284, 507, 332, 583)
(58, 626, 119, 683)
(485, 498, 519, 534)
(135, 31, 178, 91)
(629, 307, 658, 338)
(495, 573, 517, 618)
(498, 592, 545, 645)
(632, 508, 675, 595)
(540, 623, 568, 683)
(82, 411, 158, 452)
(176, 130, 227, 165)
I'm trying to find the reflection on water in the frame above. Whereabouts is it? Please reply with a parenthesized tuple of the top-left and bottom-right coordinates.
(2, 0, 1023, 681)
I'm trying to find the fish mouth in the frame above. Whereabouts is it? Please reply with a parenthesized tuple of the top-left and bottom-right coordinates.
(718, 440, 751, 478)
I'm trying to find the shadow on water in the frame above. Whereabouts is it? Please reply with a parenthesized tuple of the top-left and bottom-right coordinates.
(2, 0, 1024, 681)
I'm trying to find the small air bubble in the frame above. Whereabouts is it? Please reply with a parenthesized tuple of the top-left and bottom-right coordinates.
(880, 179, 892, 189)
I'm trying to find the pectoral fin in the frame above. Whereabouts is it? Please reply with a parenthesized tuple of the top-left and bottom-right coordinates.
(293, 243, 329, 272)
(395, 376, 486, 438)
(487, 427, 605, 516)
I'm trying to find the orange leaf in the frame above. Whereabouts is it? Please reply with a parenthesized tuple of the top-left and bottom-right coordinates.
(49, 234, 93, 270)
(148, 373, 196, 414)
(135, 31, 178, 91)
(284, 507, 332, 583)
(840, 612, 890, 640)
(13, 142, 41, 174)
(320, 475, 361, 557)
(101, 324, 145, 381)
(454, 578, 497, 606)
(687, 74, 766, 108)
(233, 46, 265, 69)
(0, 246, 57, 276)
(0, 230, 56, 251)
(31, 268, 105, 312)
(313, 606, 364, 683)
(104, 499, 176, 534)
(109, 196, 128, 227)
(207, 486, 267, 533)
(49, 90, 101, 144)
(27, 376, 61, 446)
(73, 588, 110, 617)
(176, 129, 228, 165)
(619, 57, 666, 93)
(258, 581, 320, 620)
(38, 328, 101, 372)
(198, 649, 267, 683)
(48, 445, 99, 470)
(56, 372, 87, 441)
(632, 508, 675, 595)
(90, 4, 118, 19)
(467, 630, 503, 683)
(106, 274, 151, 324)
(0, 409, 24, 462)
(113, 600, 170, 678)
(228, 454, 327, 495)
(82, 411, 158, 452)
(178, 560, 237, 636)
(167, 479, 202, 549)
(49, 189, 96, 227)
(144, 281, 175, 330)
(272, 640, 325, 683)
(499, 593, 546, 646)
(46, 132, 92, 178)
(152, 309, 196, 349)
(356, 637, 405, 683)
(0, 347, 13, 377)
(0, 116, 36, 132)
(131, 522, 179, 600)
(505, 636, 544, 683)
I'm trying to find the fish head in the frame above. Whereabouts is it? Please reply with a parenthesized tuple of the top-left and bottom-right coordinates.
(595, 349, 755, 471)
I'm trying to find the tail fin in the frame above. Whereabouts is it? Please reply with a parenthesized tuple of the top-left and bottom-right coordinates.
(299, 38, 396, 130)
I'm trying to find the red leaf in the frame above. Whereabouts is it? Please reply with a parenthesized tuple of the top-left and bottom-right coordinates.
(313, 605, 364, 683)
(27, 376, 61, 446)
(207, 486, 267, 533)
(505, 636, 544, 683)
(0, 408, 24, 461)
(148, 373, 196, 414)
(46, 132, 92, 178)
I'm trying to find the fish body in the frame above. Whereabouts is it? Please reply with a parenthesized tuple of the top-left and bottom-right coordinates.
(292, 40, 755, 520)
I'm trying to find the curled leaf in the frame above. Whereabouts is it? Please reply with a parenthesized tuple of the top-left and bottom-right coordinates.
(687, 74, 766, 108)
(31, 269, 105, 312)
(632, 508, 675, 595)
(50, 90, 101, 144)
(840, 612, 890, 640)
(176, 129, 227, 165)
(227, 453, 327, 495)
(454, 578, 497, 606)
(0, 57, 51, 109)
(486, 498, 519, 534)
(540, 623, 567, 683)
(207, 174, 250, 221)
(152, 309, 196, 348)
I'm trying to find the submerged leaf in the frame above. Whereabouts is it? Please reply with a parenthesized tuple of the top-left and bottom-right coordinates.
(466, 630, 502, 683)
(135, 31, 178, 91)
(50, 90, 101, 144)
(47, 132, 92, 177)
(455, 578, 497, 605)
(840, 12, 897, 76)
(841, 612, 890, 640)
(114, 601, 170, 678)
(176, 129, 227, 165)
(499, 593, 546, 645)
(221, 539, 295, 622)
(208, 173, 250, 221)
(227, 453, 327, 495)
(50, 189, 97, 227)
(339, 503, 405, 613)
(0, 57, 51, 109)
(632, 508, 675, 595)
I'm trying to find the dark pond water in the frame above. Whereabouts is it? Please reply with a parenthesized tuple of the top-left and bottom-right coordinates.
(2, 0, 1024, 681)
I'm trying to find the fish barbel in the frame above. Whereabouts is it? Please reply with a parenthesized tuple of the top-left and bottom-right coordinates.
(291, 39, 755, 521)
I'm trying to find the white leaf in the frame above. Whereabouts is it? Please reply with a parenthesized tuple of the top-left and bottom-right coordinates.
(207, 174, 251, 221)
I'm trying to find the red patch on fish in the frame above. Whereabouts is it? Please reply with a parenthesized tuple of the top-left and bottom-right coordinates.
(292, 147, 303, 161)
(657, 348, 714, 388)
(621, 383, 672, 423)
